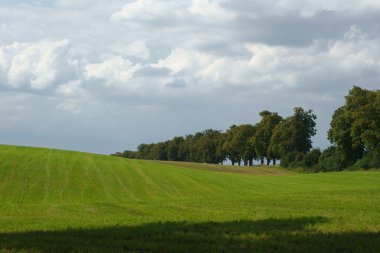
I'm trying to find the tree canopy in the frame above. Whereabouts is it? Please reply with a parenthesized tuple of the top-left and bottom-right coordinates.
(269, 107, 317, 158)
(327, 86, 380, 167)
(251, 111, 282, 165)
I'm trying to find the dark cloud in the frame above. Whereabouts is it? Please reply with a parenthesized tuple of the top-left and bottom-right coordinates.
(231, 10, 380, 46)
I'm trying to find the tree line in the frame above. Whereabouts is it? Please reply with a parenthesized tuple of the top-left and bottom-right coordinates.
(112, 107, 318, 167)
(112, 86, 380, 171)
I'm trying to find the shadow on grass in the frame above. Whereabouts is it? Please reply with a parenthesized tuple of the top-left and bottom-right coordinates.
(0, 217, 379, 252)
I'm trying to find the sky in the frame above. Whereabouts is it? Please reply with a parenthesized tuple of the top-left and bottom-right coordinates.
(0, 0, 379, 154)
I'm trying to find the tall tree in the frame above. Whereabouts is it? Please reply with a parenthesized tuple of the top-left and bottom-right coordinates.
(223, 125, 242, 165)
(223, 124, 256, 166)
(269, 107, 317, 159)
(238, 124, 257, 166)
(328, 86, 380, 166)
(167, 137, 185, 161)
(198, 129, 225, 164)
(152, 142, 168, 160)
(251, 111, 282, 165)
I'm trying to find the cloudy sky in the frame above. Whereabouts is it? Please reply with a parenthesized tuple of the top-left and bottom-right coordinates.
(0, 0, 379, 154)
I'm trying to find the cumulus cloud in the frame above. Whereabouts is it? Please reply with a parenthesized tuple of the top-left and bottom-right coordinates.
(56, 80, 86, 98)
(0, 39, 80, 90)
(111, 0, 185, 23)
(188, 0, 232, 19)
(151, 25, 380, 96)
(85, 56, 141, 86)
(153, 48, 203, 74)
(112, 40, 151, 60)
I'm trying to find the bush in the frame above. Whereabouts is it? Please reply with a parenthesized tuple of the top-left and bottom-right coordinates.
(352, 145, 380, 169)
(280, 149, 321, 169)
(304, 148, 322, 168)
(318, 146, 345, 172)
(280, 151, 304, 168)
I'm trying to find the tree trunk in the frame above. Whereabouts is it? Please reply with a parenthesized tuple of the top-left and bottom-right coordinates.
(238, 161, 241, 166)
(273, 158, 277, 165)
(266, 158, 271, 166)
(249, 159, 253, 166)
(231, 161, 235, 166)
(260, 158, 264, 165)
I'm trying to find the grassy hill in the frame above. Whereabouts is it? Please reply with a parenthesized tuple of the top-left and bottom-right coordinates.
(0, 144, 379, 252)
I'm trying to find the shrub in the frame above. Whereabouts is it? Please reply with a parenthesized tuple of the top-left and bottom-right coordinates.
(318, 146, 345, 172)
(304, 148, 322, 168)
(352, 145, 380, 169)
(280, 149, 321, 169)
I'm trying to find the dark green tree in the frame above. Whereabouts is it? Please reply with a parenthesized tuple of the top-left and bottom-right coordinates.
(167, 137, 185, 161)
(136, 144, 149, 159)
(223, 125, 242, 165)
(269, 107, 317, 162)
(328, 86, 380, 167)
(223, 124, 256, 166)
(251, 111, 282, 165)
(198, 129, 216, 163)
(238, 124, 257, 166)
(152, 142, 168, 160)
(318, 146, 345, 171)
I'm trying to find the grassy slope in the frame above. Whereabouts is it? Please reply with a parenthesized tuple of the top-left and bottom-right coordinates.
(0, 145, 379, 252)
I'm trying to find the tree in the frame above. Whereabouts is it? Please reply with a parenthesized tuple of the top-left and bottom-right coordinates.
(347, 86, 380, 150)
(328, 106, 362, 166)
(197, 129, 225, 164)
(251, 111, 282, 165)
(167, 137, 184, 161)
(328, 86, 380, 167)
(223, 125, 242, 165)
(178, 136, 191, 162)
(238, 124, 257, 166)
(189, 132, 204, 162)
(223, 125, 256, 166)
(152, 142, 168, 160)
(269, 107, 317, 162)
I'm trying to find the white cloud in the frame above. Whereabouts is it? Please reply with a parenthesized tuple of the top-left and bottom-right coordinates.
(127, 41, 150, 60)
(111, 0, 183, 22)
(55, 0, 93, 8)
(151, 25, 380, 94)
(188, 0, 231, 19)
(118, 40, 151, 60)
(56, 80, 86, 98)
(0, 39, 80, 90)
(153, 48, 197, 73)
(85, 56, 141, 85)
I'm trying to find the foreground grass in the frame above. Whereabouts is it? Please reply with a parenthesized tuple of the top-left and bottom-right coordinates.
(0, 145, 379, 252)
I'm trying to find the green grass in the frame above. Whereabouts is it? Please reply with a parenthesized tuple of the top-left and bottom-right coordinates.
(155, 160, 296, 175)
(0, 144, 379, 252)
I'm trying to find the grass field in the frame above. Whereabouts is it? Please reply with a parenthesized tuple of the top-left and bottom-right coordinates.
(0, 144, 379, 252)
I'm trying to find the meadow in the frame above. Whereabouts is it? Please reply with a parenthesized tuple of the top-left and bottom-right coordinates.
(0, 144, 379, 252)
